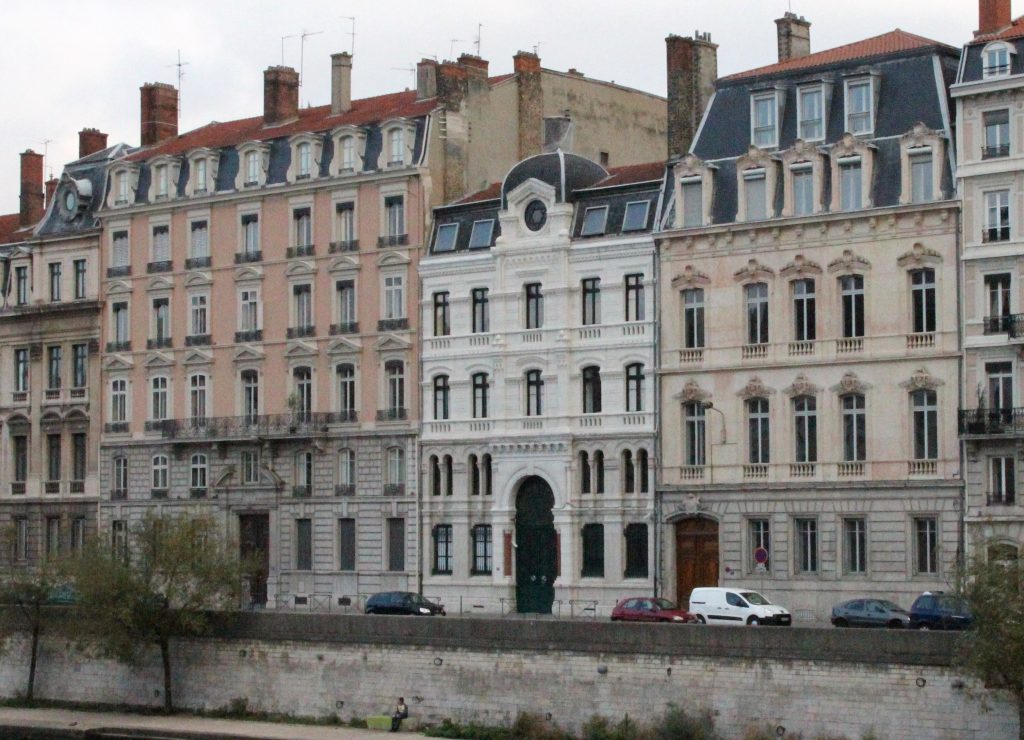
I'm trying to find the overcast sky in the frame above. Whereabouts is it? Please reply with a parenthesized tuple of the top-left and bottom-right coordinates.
(0, 0, 984, 211)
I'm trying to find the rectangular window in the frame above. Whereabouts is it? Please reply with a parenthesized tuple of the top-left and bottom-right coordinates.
(15, 348, 29, 392)
(682, 288, 705, 349)
(623, 523, 648, 578)
(525, 283, 543, 329)
(190, 294, 208, 336)
(985, 190, 1011, 242)
(842, 394, 867, 462)
(745, 283, 769, 345)
(387, 517, 405, 572)
(581, 523, 605, 578)
(986, 273, 1012, 327)
(72, 433, 86, 482)
(914, 517, 938, 574)
(625, 274, 645, 322)
(581, 206, 608, 236)
(910, 151, 934, 203)
(190, 220, 209, 258)
(14, 518, 28, 560)
(793, 397, 817, 463)
(15, 266, 28, 305)
(621, 201, 650, 232)
(472, 288, 489, 333)
(111, 520, 127, 561)
(241, 450, 260, 484)
(798, 87, 824, 141)
(336, 280, 356, 326)
(472, 525, 493, 574)
(384, 275, 404, 320)
(112, 230, 130, 267)
(752, 93, 778, 148)
(336, 202, 356, 244)
(73, 259, 87, 299)
(338, 518, 356, 571)
(912, 390, 938, 461)
(152, 225, 170, 263)
(293, 207, 312, 246)
(792, 279, 816, 342)
(72, 344, 87, 388)
(113, 301, 129, 342)
(747, 398, 770, 464)
(295, 519, 312, 571)
(681, 178, 703, 228)
(432, 524, 453, 574)
(155, 165, 168, 197)
(750, 519, 771, 571)
(846, 79, 873, 135)
(839, 159, 862, 211)
(991, 456, 1016, 505)
(984, 109, 1010, 159)
(684, 402, 706, 466)
(49, 262, 62, 302)
(152, 297, 170, 341)
(792, 164, 814, 216)
(242, 214, 260, 255)
(795, 518, 818, 573)
(581, 278, 601, 325)
(71, 517, 85, 552)
(240, 289, 259, 332)
(844, 518, 867, 574)
(468, 219, 495, 248)
(434, 223, 458, 252)
(840, 274, 864, 338)
(433, 292, 450, 337)
(385, 196, 405, 237)
(911, 269, 936, 334)
(47, 346, 62, 389)
(292, 284, 312, 329)
(47, 433, 61, 482)
(744, 170, 767, 221)
(985, 45, 1011, 77)
(13, 435, 28, 483)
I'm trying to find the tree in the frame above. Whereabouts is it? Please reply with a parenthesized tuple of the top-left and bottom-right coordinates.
(955, 547, 1024, 740)
(0, 528, 70, 702)
(71, 513, 243, 713)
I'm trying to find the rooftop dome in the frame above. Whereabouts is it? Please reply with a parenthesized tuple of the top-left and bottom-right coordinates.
(501, 151, 608, 207)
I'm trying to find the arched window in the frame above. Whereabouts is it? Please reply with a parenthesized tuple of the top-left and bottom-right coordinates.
(388, 128, 405, 166)
(340, 136, 356, 172)
(151, 455, 168, 491)
(984, 42, 1012, 78)
(526, 370, 543, 416)
(190, 453, 208, 491)
(622, 450, 635, 494)
(241, 369, 260, 420)
(189, 374, 208, 421)
(579, 451, 591, 493)
(385, 360, 405, 416)
(582, 366, 602, 414)
(292, 366, 312, 420)
(468, 454, 479, 495)
(429, 455, 441, 496)
(433, 375, 450, 420)
(637, 449, 649, 493)
(472, 373, 489, 419)
(443, 455, 453, 496)
(336, 364, 356, 419)
(626, 364, 644, 412)
(481, 454, 493, 496)
(593, 450, 605, 493)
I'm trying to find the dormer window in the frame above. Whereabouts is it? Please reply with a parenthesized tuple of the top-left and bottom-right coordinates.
(839, 157, 863, 211)
(622, 201, 650, 232)
(245, 152, 259, 185)
(340, 137, 356, 172)
(186, 149, 218, 197)
(433, 223, 458, 253)
(845, 79, 874, 136)
(116, 172, 129, 205)
(297, 143, 311, 178)
(287, 135, 322, 183)
(155, 165, 168, 199)
(388, 129, 405, 166)
(798, 86, 825, 141)
(581, 206, 609, 236)
(195, 159, 207, 193)
(236, 142, 270, 190)
(331, 127, 368, 176)
(752, 92, 779, 148)
(984, 42, 1013, 78)
(744, 168, 768, 220)
(792, 163, 814, 216)
(469, 220, 495, 248)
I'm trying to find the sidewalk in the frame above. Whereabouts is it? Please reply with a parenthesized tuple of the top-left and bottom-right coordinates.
(0, 707, 426, 738)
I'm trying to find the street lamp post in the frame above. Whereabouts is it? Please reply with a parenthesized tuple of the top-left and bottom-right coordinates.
(701, 401, 727, 484)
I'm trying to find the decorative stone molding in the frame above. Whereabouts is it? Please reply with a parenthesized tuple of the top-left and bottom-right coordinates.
(780, 140, 827, 218)
(670, 155, 716, 229)
(896, 242, 942, 268)
(736, 146, 779, 222)
(827, 249, 872, 274)
(899, 124, 946, 204)
(676, 380, 711, 403)
(829, 133, 875, 212)
(784, 373, 821, 397)
(733, 258, 775, 283)
(671, 265, 711, 289)
(900, 368, 944, 392)
(737, 376, 775, 400)
(831, 372, 872, 395)
(779, 254, 822, 279)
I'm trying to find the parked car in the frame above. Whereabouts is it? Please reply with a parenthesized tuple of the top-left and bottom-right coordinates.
(830, 599, 910, 628)
(688, 587, 791, 626)
(909, 591, 973, 630)
(610, 597, 698, 623)
(365, 591, 446, 616)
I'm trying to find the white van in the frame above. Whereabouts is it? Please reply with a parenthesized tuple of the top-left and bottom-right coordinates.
(688, 587, 792, 626)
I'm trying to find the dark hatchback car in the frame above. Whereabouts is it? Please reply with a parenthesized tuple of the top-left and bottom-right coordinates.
(365, 591, 446, 616)
(830, 599, 910, 628)
(909, 592, 973, 630)
(610, 597, 698, 623)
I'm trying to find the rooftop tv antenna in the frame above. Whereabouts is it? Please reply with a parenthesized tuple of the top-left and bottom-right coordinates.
(41, 139, 52, 177)
(280, 34, 297, 65)
(391, 66, 416, 88)
(299, 29, 324, 103)
(474, 24, 483, 56)
(533, 41, 543, 56)
(168, 50, 189, 117)
(449, 39, 466, 59)
(340, 16, 356, 55)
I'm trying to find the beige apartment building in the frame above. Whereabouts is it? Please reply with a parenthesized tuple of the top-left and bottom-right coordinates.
(96, 51, 667, 608)
(657, 17, 964, 619)
(954, 0, 1024, 561)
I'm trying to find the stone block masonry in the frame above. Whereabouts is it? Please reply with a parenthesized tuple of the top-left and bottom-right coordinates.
(0, 614, 1015, 739)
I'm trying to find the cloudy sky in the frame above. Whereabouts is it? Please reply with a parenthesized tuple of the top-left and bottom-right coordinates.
(0, 0, 983, 210)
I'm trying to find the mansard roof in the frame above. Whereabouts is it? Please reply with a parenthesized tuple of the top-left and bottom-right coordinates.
(972, 15, 1024, 43)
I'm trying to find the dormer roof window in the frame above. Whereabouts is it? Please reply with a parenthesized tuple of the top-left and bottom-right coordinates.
(984, 42, 1013, 79)
(287, 134, 324, 183)
(331, 125, 368, 176)
(797, 85, 826, 142)
(381, 119, 416, 169)
(235, 142, 271, 190)
(146, 157, 181, 203)
(845, 78, 875, 136)
(751, 91, 780, 149)
(186, 148, 219, 197)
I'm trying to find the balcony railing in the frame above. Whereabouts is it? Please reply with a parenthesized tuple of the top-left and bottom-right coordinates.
(190, 487, 208, 499)
(106, 341, 131, 353)
(377, 318, 409, 332)
(110, 489, 127, 500)
(377, 408, 408, 422)
(106, 265, 131, 278)
(287, 325, 316, 339)
(335, 410, 358, 423)
(185, 256, 212, 270)
(157, 412, 344, 440)
(959, 407, 1024, 435)
(12, 390, 28, 404)
(11, 482, 25, 495)
(44, 481, 61, 494)
(147, 260, 173, 274)
(377, 234, 408, 248)
(286, 244, 315, 258)
(69, 480, 85, 494)
(186, 334, 212, 347)
(235, 250, 262, 264)
(983, 314, 1024, 338)
(147, 337, 173, 350)
(151, 488, 168, 499)
(292, 485, 312, 498)
(104, 422, 129, 434)
(330, 322, 359, 335)
(383, 483, 405, 496)
(235, 329, 263, 343)
(983, 227, 1011, 243)
(335, 484, 355, 497)
(329, 240, 359, 253)
(987, 491, 1017, 506)
(982, 144, 1010, 159)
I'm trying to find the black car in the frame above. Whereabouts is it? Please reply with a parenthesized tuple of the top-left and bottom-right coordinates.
(830, 599, 910, 628)
(365, 591, 446, 616)
(909, 592, 972, 630)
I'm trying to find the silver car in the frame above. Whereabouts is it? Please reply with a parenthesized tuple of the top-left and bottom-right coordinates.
(831, 598, 910, 628)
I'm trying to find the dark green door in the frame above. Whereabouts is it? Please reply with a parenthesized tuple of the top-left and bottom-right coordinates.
(515, 477, 556, 614)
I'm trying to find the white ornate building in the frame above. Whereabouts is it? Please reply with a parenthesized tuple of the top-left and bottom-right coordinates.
(418, 154, 661, 614)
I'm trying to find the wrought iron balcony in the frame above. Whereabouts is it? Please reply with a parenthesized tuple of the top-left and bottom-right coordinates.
(959, 407, 1024, 435)
(235, 329, 263, 343)
(377, 234, 408, 248)
(329, 240, 359, 253)
(330, 322, 359, 335)
(982, 227, 1011, 244)
(983, 144, 1010, 159)
(10, 482, 25, 495)
(151, 488, 168, 499)
(377, 318, 409, 332)
(334, 409, 358, 423)
(157, 412, 343, 441)
(185, 256, 212, 269)
(106, 265, 131, 278)
(286, 244, 315, 258)
(147, 337, 173, 350)
(104, 422, 129, 434)
(106, 341, 131, 353)
(376, 408, 407, 422)
(983, 314, 1024, 338)
(235, 250, 262, 264)
(189, 487, 208, 499)
(292, 485, 312, 498)
(286, 325, 316, 339)
(110, 489, 127, 500)
(383, 483, 405, 496)
(147, 260, 173, 274)
(186, 334, 211, 347)
(987, 491, 1017, 506)
(69, 480, 85, 494)
(335, 484, 355, 497)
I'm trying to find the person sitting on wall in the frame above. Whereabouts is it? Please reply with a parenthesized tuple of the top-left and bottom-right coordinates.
(390, 697, 409, 732)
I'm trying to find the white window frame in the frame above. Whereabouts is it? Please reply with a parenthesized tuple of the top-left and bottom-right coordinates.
(189, 292, 209, 336)
(844, 78, 874, 136)
(983, 42, 1014, 79)
(382, 273, 406, 321)
(797, 85, 825, 142)
(751, 92, 779, 149)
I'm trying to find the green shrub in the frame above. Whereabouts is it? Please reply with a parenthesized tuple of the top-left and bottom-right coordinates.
(650, 705, 719, 740)
(582, 714, 649, 740)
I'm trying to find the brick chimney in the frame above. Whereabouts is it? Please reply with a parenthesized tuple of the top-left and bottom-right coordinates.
(140, 83, 178, 147)
(514, 51, 543, 159)
(19, 150, 44, 227)
(45, 177, 58, 208)
(458, 53, 489, 78)
(666, 33, 719, 160)
(331, 53, 352, 115)
(978, 0, 1012, 35)
(775, 12, 811, 62)
(264, 66, 299, 126)
(79, 128, 108, 158)
(417, 59, 438, 100)
(437, 61, 469, 112)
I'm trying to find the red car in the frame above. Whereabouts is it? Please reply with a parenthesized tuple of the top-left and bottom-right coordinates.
(610, 597, 698, 623)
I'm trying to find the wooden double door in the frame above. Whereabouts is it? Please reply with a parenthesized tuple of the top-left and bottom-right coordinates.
(515, 477, 556, 614)
(674, 518, 719, 605)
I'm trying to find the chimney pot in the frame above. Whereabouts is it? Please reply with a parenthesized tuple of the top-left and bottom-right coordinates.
(264, 66, 300, 126)
(417, 59, 438, 100)
(78, 128, 109, 158)
(775, 11, 812, 62)
(19, 150, 44, 227)
(665, 33, 719, 160)
(978, 0, 1012, 35)
(331, 53, 353, 115)
(140, 83, 179, 147)
(513, 51, 541, 74)
(457, 53, 490, 77)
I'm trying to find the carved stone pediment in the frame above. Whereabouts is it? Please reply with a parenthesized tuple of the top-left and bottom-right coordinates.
(737, 376, 775, 400)
(831, 132, 874, 158)
(673, 154, 714, 179)
(897, 242, 942, 268)
(784, 373, 821, 397)
(733, 259, 775, 283)
(671, 265, 711, 289)
(827, 249, 872, 274)
(737, 145, 777, 170)
(676, 380, 711, 403)
(831, 372, 872, 395)
(780, 254, 822, 279)
(900, 368, 944, 391)
(901, 122, 943, 148)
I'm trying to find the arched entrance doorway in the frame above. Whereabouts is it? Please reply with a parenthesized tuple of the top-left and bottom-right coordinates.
(675, 517, 719, 605)
(515, 476, 556, 614)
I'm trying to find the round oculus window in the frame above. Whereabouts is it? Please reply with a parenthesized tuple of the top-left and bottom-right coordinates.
(524, 199, 547, 231)
(63, 189, 77, 214)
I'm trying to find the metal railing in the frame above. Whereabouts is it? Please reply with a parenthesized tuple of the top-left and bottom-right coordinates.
(158, 412, 344, 440)
(959, 407, 1024, 435)
(983, 314, 1024, 338)
(982, 144, 1010, 159)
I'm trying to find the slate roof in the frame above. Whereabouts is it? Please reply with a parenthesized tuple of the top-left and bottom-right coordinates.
(958, 17, 1024, 83)
(501, 152, 608, 206)
(722, 29, 955, 83)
